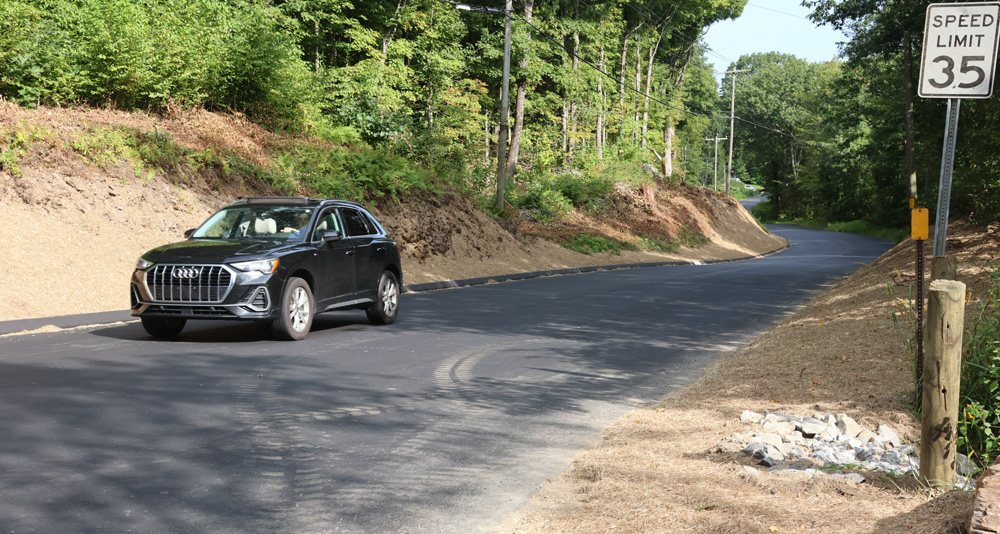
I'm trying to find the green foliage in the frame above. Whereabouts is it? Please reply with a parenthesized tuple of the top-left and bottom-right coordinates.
(960, 268, 1000, 468)
(271, 143, 433, 202)
(637, 235, 679, 253)
(0, 0, 319, 129)
(509, 168, 634, 221)
(4, 121, 432, 202)
(679, 228, 710, 248)
(752, 200, 908, 242)
(510, 180, 575, 222)
(825, 220, 908, 243)
(0, 123, 53, 177)
(751, 200, 778, 222)
(563, 234, 632, 255)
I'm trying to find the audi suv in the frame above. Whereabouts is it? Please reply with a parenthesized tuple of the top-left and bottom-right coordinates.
(130, 197, 402, 340)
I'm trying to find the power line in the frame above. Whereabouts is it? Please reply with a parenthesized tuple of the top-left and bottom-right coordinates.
(578, 0, 739, 67)
(746, 2, 809, 20)
(513, 13, 793, 137)
(434, 0, 791, 137)
(617, 0, 739, 65)
(513, 13, 717, 119)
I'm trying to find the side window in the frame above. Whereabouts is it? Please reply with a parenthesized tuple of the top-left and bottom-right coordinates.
(342, 208, 374, 237)
(313, 210, 343, 241)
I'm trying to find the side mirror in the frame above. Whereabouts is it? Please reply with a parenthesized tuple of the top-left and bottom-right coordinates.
(184, 229, 196, 238)
(322, 230, 343, 241)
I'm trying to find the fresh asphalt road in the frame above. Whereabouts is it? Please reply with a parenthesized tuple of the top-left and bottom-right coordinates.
(0, 225, 891, 533)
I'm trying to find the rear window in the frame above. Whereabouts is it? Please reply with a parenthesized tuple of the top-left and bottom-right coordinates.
(342, 208, 376, 236)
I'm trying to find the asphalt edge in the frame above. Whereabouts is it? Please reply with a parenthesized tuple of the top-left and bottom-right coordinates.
(0, 241, 790, 337)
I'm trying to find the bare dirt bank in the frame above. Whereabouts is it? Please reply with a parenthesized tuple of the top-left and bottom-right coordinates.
(0, 103, 784, 321)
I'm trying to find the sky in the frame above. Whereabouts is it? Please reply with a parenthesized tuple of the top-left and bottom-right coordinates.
(702, 0, 849, 75)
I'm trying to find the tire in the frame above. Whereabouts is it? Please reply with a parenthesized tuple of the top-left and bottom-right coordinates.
(271, 277, 314, 341)
(141, 317, 186, 338)
(366, 271, 399, 325)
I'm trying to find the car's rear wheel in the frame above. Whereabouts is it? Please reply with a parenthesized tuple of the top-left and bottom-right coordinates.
(366, 271, 399, 325)
(272, 277, 314, 341)
(141, 317, 186, 338)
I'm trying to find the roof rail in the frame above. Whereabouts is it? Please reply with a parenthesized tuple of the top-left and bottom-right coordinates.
(243, 196, 311, 205)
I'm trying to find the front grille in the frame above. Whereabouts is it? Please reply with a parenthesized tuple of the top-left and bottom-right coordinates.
(145, 265, 235, 303)
(146, 305, 236, 317)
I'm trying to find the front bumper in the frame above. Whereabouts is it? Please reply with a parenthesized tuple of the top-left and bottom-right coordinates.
(130, 266, 281, 321)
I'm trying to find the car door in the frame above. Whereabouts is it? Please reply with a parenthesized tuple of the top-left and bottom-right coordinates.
(313, 209, 356, 308)
(340, 207, 383, 300)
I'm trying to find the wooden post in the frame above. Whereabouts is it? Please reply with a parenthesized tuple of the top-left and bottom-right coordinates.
(919, 279, 966, 486)
(931, 255, 958, 282)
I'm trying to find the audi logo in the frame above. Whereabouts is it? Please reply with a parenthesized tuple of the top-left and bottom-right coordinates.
(172, 267, 203, 279)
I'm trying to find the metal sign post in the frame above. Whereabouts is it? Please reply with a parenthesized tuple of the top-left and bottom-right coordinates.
(933, 98, 960, 256)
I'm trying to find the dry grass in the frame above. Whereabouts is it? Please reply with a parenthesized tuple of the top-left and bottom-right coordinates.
(501, 222, 999, 534)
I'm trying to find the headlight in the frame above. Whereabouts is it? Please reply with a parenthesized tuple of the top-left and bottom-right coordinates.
(232, 259, 279, 275)
(136, 258, 154, 270)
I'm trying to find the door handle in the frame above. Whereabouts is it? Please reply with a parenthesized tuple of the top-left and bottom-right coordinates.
(346, 250, 356, 256)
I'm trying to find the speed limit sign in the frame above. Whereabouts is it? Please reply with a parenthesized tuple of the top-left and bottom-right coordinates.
(919, 2, 1000, 98)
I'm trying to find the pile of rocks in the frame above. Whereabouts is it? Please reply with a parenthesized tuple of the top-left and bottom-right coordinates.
(719, 411, 973, 488)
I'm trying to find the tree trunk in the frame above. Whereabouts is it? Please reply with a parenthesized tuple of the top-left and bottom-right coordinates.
(561, 103, 568, 153)
(505, 0, 534, 182)
(789, 139, 799, 182)
(641, 30, 666, 149)
(382, 0, 409, 61)
(618, 35, 629, 136)
(633, 42, 641, 136)
(662, 119, 674, 178)
(597, 28, 605, 161)
(315, 19, 321, 72)
(618, 22, 642, 140)
(568, 0, 580, 161)
(487, 120, 494, 164)
(903, 32, 918, 201)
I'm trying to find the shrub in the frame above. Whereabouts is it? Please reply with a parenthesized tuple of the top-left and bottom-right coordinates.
(511, 182, 574, 222)
(959, 268, 1000, 469)
(0, 0, 318, 129)
(751, 200, 778, 222)
(563, 234, 632, 255)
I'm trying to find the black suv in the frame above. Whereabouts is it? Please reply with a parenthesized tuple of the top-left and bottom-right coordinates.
(130, 197, 402, 340)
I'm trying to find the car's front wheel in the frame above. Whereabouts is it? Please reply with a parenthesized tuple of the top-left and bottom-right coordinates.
(272, 277, 314, 341)
(141, 317, 186, 338)
(366, 271, 399, 325)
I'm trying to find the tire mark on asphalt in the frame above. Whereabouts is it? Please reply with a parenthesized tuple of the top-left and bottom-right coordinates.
(234, 365, 338, 534)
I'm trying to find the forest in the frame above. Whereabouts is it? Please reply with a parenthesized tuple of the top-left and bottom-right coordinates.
(1, 0, 999, 227)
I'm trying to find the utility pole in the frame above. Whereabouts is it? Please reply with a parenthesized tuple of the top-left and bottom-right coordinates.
(718, 68, 749, 197)
(495, 0, 513, 210)
(705, 136, 727, 192)
(442, 0, 509, 209)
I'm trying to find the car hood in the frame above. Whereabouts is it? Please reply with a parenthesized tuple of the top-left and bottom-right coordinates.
(141, 239, 300, 264)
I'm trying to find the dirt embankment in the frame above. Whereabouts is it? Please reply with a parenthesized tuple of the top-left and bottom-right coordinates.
(0, 102, 784, 321)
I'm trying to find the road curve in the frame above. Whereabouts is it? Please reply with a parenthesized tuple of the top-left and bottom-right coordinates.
(0, 225, 891, 533)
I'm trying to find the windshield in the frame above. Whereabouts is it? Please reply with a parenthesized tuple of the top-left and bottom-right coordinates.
(191, 206, 315, 242)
